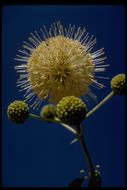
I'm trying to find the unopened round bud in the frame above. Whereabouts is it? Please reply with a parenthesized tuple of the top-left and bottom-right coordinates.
(111, 74, 126, 95)
(56, 96, 87, 125)
(40, 104, 56, 119)
(7, 101, 29, 123)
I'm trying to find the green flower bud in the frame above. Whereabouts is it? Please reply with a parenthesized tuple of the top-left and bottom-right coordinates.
(40, 104, 56, 119)
(7, 101, 29, 123)
(111, 74, 126, 95)
(56, 96, 87, 125)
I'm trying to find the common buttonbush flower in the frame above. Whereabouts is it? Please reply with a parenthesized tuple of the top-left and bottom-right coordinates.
(7, 20, 125, 188)
(14, 21, 108, 110)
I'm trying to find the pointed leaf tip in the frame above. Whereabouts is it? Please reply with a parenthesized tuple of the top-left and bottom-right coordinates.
(68, 177, 85, 187)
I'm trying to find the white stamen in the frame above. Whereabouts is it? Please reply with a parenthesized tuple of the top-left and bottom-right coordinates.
(43, 25, 50, 38)
(80, 32, 89, 44)
(16, 69, 27, 73)
(30, 32, 41, 44)
(28, 37, 38, 47)
(20, 83, 30, 88)
(91, 48, 104, 58)
(91, 84, 101, 90)
(95, 64, 109, 68)
(23, 45, 34, 52)
(95, 76, 109, 79)
(24, 91, 35, 101)
(14, 58, 28, 62)
(16, 54, 29, 59)
(86, 38, 96, 51)
(67, 24, 71, 38)
(92, 79, 105, 88)
(23, 41, 35, 49)
(19, 85, 31, 92)
(51, 23, 57, 37)
(82, 33, 90, 45)
(88, 91, 97, 101)
(35, 30, 42, 42)
(48, 28, 52, 38)
(17, 74, 28, 80)
(69, 25, 75, 39)
(18, 50, 30, 56)
(95, 68, 106, 72)
(15, 64, 27, 69)
(40, 28, 47, 41)
(33, 98, 42, 110)
(74, 27, 81, 40)
(77, 27, 86, 41)
(17, 79, 28, 85)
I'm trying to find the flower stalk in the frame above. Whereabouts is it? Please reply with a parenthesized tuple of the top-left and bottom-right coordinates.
(29, 91, 115, 137)
(86, 91, 114, 118)
(29, 113, 77, 134)
(76, 124, 95, 176)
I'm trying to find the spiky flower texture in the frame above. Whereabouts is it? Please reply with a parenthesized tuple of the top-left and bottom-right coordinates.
(15, 21, 108, 109)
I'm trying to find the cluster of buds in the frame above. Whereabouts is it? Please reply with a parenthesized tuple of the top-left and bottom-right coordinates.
(7, 74, 125, 125)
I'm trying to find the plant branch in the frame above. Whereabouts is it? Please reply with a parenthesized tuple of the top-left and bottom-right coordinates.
(86, 91, 114, 118)
(29, 114, 77, 135)
(76, 125, 95, 176)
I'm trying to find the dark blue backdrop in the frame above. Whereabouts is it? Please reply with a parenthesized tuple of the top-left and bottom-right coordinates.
(2, 5, 125, 187)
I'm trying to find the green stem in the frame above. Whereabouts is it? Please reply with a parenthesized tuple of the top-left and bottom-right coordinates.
(29, 113, 57, 123)
(29, 113, 77, 135)
(76, 125, 95, 176)
(54, 117, 77, 135)
(86, 91, 114, 118)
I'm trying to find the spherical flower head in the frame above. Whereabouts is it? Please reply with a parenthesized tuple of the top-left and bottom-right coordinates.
(111, 74, 126, 95)
(40, 104, 56, 119)
(7, 101, 29, 123)
(56, 96, 87, 126)
(15, 21, 108, 109)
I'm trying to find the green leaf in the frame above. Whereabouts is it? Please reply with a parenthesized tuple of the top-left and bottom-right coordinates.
(68, 177, 85, 187)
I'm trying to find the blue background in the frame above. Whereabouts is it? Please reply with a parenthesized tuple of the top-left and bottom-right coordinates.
(2, 5, 125, 187)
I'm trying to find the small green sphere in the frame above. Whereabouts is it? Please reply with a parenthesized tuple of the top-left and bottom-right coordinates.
(7, 101, 29, 123)
(40, 104, 56, 119)
(111, 74, 126, 95)
(56, 96, 87, 125)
